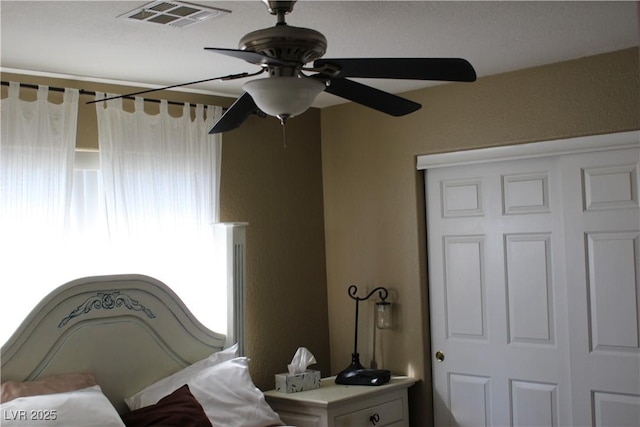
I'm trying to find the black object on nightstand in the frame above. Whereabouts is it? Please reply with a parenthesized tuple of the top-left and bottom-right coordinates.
(335, 356, 391, 386)
(335, 285, 392, 386)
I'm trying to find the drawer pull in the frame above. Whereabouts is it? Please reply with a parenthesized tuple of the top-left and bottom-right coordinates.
(369, 413, 380, 425)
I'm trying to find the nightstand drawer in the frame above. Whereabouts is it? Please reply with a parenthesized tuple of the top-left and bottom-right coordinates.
(334, 397, 404, 427)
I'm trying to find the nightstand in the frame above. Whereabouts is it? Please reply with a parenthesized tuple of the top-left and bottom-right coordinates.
(264, 376, 417, 427)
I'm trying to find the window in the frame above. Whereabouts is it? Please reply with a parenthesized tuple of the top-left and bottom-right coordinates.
(66, 150, 229, 335)
(1, 85, 229, 345)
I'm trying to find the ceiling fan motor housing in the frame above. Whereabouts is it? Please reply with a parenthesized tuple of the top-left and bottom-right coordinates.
(239, 25, 327, 76)
(261, 0, 297, 16)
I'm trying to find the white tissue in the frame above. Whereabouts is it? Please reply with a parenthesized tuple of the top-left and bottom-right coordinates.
(287, 347, 317, 375)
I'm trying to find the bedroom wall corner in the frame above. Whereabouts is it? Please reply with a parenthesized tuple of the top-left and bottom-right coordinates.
(218, 108, 331, 390)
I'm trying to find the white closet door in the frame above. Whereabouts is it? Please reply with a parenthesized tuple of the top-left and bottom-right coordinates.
(561, 147, 640, 427)
(426, 156, 571, 427)
(424, 137, 639, 427)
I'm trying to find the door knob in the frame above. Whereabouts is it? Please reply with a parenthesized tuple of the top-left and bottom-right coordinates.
(435, 351, 445, 362)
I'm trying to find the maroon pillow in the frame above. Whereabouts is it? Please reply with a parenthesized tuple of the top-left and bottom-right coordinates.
(121, 385, 212, 427)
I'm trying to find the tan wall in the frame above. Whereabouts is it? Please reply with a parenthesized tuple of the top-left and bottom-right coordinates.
(0, 72, 330, 391)
(320, 47, 640, 426)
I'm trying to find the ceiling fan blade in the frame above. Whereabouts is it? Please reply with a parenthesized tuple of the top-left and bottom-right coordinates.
(314, 58, 476, 82)
(209, 92, 259, 134)
(204, 47, 290, 67)
(87, 71, 259, 105)
(319, 76, 421, 117)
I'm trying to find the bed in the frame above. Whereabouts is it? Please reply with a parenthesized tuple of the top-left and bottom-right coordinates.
(1, 274, 287, 427)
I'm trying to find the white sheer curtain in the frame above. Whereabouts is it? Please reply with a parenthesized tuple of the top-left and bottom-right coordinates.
(0, 85, 225, 346)
(0, 83, 79, 343)
(93, 95, 224, 332)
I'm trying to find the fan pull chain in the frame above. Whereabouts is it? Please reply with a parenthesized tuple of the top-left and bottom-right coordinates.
(281, 122, 287, 148)
(277, 115, 289, 148)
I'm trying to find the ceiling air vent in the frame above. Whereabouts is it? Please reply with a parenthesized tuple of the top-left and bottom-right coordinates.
(117, 1, 230, 28)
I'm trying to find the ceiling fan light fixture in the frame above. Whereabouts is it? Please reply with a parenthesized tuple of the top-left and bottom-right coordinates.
(243, 77, 325, 122)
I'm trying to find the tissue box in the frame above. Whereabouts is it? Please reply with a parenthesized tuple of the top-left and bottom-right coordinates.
(275, 370, 321, 393)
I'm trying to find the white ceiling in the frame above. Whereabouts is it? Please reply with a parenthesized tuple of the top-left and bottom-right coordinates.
(1, 1, 638, 108)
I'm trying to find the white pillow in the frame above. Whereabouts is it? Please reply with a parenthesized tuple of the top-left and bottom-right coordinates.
(0, 385, 124, 427)
(188, 357, 283, 427)
(125, 343, 238, 410)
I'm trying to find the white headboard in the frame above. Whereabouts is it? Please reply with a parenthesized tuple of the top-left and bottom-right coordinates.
(1, 224, 247, 414)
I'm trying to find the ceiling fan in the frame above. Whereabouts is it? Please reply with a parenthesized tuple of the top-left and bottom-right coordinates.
(99, 0, 477, 134)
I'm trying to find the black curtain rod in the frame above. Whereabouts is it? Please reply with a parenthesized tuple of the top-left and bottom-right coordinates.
(0, 81, 220, 109)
